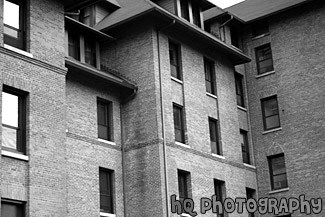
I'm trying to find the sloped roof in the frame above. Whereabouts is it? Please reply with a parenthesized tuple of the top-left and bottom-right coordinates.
(203, 6, 226, 22)
(226, 0, 314, 22)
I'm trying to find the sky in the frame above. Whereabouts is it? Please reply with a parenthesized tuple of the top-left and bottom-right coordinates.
(209, 0, 245, 9)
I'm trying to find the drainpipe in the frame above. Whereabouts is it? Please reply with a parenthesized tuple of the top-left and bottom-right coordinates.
(157, 20, 176, 217)
(120, 88, 137, 217)
(219, 15, 234, 42)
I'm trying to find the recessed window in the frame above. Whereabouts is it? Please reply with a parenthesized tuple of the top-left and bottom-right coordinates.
(4, 0, 26, 50)
(209, 118, 221, 155)
(2, 87, 26, 154)
(85, 38, 96, 67)
(235, 72, 245, 108)
(268, 154, 288, 190)
(240, 130, 250, 164)
(80, 6, 95, 27)
(99, 168, 114, 214)
(255, 44, 274, 75)
(178, 169, 191, 214)
(252, 20, 269, 38)
(97, 99, 113, 142)
(68, 32, 80, 61)
(169, 41, 182, 80)
(246, 188, 256, 217)
(191, 2, 201, 27)
(180, 0, 190, 21)
(173, 104, 185, 143)
(1, 199, 25, 217)
(261, 96, 281, 131)
(204, 58, 216, 95)
(230, 25, 240, 48)
(214, 179, 225, 217)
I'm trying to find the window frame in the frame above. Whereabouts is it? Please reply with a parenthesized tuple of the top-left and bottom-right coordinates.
(240, 130, 250, 164)
(1, 199, 25, 217)
(255, 43, 274, 75)
(261, 95, 281, 131)
(246, 188, 256, 217)
(173, 103, 185, 144)
(235, 72, 245, 108)
(177, 169, 191, 214)
(97, 98, 113, 142)
(3, 0, 26, 50)
(2, 86, 27, 155)
(169, 40, 182, 80)
(204, 57, 216, 95)
(214, 179, 225, 217)
(99, 168, 114, 214)
(268, 153, 288, 191)
(209, 117, 221, 155)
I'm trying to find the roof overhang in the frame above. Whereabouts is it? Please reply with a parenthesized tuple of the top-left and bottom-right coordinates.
(65, 57, 137, 94)
(64, 0, 120, 11)
(65, 16, 115, 42)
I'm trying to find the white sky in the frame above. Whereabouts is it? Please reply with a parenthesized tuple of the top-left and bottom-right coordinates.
(209, 0, 245, 9)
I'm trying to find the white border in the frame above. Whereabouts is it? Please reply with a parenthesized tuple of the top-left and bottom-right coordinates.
(97, 138, 116, 146)
(100, 212, 116, 217)
(4, 44, 33, 58)
(1, 150, 29, 161)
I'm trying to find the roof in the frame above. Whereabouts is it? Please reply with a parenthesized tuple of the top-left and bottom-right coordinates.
(203, 6, 227, 22)
(226, 0, 314, 22)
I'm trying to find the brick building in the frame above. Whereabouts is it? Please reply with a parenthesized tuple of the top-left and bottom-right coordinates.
(0, 0, 323, 217)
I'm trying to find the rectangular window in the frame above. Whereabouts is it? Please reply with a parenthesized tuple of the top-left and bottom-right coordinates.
(209, 118, 221, 155)
(99, 169, 114, 214)
(178, 169, 191, 214)
(252, 20, 269, 38)
(180, 0, 190, 21)
(214, 179, 225, 217)
(1, 199, 25, 217)
(268, 154, 288, 190)
(192, 2, 201, 27)
(80, 6, 95, 27)
(97, 99, 113, 141)
(240, 130, 250, 164)
(261, 96, 280, 131)
(173, 104, 185, 143)
(2, 87, 26, 154)
(230, 25, 240, 48)
(169, 41, 182, 80)
(235, 73, 245, 108)
(85, 38, 96, 67)
(255, 44, 274, 75)
(246, 188, 256, 217)
(204, 58, 216, 95)
(68, 32, 80, 61)
(4, 0, 26, 50)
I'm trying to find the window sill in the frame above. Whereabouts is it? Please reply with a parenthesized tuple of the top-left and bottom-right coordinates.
(252, 33, 270, 40)
(100, 212, 115, 217)
(180, 213, 192, 217)
(171, 76, 183, 84)
(212, 153, 225, 159)
(175, 141, 189, 148)
(1, 150, 29, 161)
(255, 70, 275, 79)
(262, 127, 282, 135)
(4, 44, 33, 58)
(98, 138, 116, 146)
(243, 163, 256, 169)
(206, 92, 217, 99)
(269, 187, 289, 195)
(237, 106, 247, 112)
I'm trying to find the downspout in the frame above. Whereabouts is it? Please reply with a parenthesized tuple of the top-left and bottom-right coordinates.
(120, 88, 137, 217)
(157, 20, 176, 217)
(219, 15, 234, 42)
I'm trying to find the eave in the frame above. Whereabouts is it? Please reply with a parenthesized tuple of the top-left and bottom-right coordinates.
(65, 57, 137, 92)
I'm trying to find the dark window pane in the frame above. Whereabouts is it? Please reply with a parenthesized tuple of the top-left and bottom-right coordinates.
(269, 154, 288, 190)
(192, 3, 201, 27)
(97, 100, 112, 141)
(173, 105, 185, 143)
(209, 119, 220, 155)
(169, 42, 181, 80)
(214, 180, 224, 217)
(68, 32, 80, 60)
(180, 0, 189, 21)
(1, 202, 23, 217)
(85, 39, 96, 66)
(235, 73, 245, 107)
(265, 116, 280, 130)
(240, 130, 250, 164)
(205, 59, 215, 95)
(262, 96, 280, 130)
(256, 44, 274, 75)
(99, 170, 113, 214)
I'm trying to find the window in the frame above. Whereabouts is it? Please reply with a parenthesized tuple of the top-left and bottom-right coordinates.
(2, 87, 26, 154)
(4, 0, 26, 50)
(169, 41, 182, 80)
(246, 188, 256, 217)
(68, 31, 80, 61)
(180, 0, 190, 21)
(192, 2, 201, 27)
(230, 25, 240, 48)
(84, 38, 96, 67)
(178, 170, 191, 213)
(214, 179, 225, 217)
(1, 200, 25, 217)
(99, 169, 114, 214)
(209, 118, 221, 155)
(235, 73, 245, 108)
(252, 20, 269, 38)
(268, 154, 288, 190)
(80, 6, 95, 27)
(204, 58, 216, 95)
(173, 104, 185, 143)
(261, 96, 281, 131)
(240, 130, 250, 164)
(255, 44, 274, 75)
(97, 99, 113, 141)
